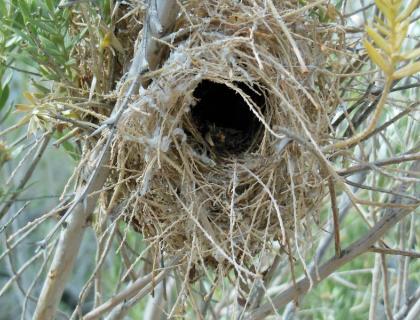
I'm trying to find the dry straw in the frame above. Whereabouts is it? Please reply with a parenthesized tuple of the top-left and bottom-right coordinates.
(94, 0, 341, 280)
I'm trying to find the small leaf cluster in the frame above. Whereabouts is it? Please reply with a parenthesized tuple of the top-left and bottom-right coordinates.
(364, 0, 420, 79)
(0, 0, 77, 82)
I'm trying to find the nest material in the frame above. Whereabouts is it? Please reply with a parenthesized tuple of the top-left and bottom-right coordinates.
(105, 1, 338, 274)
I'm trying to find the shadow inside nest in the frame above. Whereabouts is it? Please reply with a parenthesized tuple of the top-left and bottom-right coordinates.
(189, 80, 266, 158)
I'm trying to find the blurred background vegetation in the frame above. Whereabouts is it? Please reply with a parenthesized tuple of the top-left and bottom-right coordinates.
(0, 0, 419, 319)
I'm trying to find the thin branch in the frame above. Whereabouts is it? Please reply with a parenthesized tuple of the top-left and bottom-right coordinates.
(83, 259, 178, 320)
(325, 79, 393, 151)
(327, 176, 341, 257)
(312, 172, 367, 267)
(0, 133, 51, 220)
(343, 2, 375, 18)
(405, 298, 420, 320)
(338, 152, 420, 177)
(380, 254, 393, 320)
(395, 288, 420, 320)
(32, 145, 111, 320)
(369, 254, 382, 320)
(356, 102, 419, 145)
(368, 247, 420, 258)
(344, 179, 419, 202)
(0, 59, 42, 77)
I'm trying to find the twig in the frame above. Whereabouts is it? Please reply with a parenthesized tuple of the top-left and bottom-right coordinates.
(32, 144, 111, 320)
(369, 246, 420, 258)
(338, 152, 420, 177)
(69, 222, 119, 319)
(142, 278, 174, 320)
(343, 2, 375, 18)
(312, 172, 367, 268)
(380, 254, 393, 320)
(369, 254, 381, 320)
(52, 114, 97, 131)
(405, 298, 420, 320)
(351, 102, 419, 145)
(0, 133, 51, 220)
(402, 214, 416, 308)
(83, 259, 178, 320)
(0, 245, 45, 297)
(395, 287, 420, 320)
(267, 0, 308, 73)
(281, 0, 328, 19)
(0, 203, 28, 234)
(344, 179, 419, 202)
(325, 79, 392, 151)
(327, 176, 341, 257)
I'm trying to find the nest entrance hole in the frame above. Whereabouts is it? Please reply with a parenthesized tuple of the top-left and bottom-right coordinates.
(191, 80, 265, 155)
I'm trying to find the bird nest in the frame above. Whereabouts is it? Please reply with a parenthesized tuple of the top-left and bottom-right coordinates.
(101, 1, 340, 277)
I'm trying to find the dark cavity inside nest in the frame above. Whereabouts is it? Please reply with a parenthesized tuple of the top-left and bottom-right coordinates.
(190, 80, 266, 156)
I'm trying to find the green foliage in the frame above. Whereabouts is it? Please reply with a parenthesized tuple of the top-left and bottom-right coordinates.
(0, 0, 77, 82)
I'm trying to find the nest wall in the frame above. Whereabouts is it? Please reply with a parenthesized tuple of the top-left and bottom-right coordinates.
(104, 0, 338, 274)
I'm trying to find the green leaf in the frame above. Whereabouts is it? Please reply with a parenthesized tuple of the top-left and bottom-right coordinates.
(0, 85, 10, 110)
(53, 130, 80, 161)
(62, 140, 80, 161)
(32, 81, 51, 95)
(2, 71, 13, 88)
(0, 103, 14, 123)
(45, 0, 55, 11)
(17, 0, 31, 21)
(38, 21, 59, 35)
(0, 0, 7, 16)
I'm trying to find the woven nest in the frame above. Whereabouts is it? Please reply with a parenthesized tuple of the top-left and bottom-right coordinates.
(102, 1, 339, 276)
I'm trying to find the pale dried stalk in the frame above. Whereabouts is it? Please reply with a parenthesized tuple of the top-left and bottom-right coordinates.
(267, 0, 308, 73)
(0, 247, 44, 298)
(83, 260, 177, 320)
(369, 254, 382, 320)
(393, 220, 405, 313)
(380, 254, 393, 320)
(143, 277, 174, 320)
(395, 288, 420, 320)
(405, 298, 420, 320)
(32, 145, 111, 320)
(402, 214, 416, 303)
